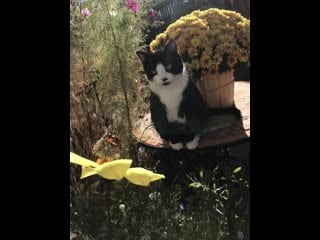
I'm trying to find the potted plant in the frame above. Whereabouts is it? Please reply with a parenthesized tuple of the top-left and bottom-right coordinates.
(149, 8, 250, 109)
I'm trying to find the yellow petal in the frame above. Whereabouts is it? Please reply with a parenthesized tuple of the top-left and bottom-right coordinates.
(80, 166, 97, 179)
(95, 159, 132, 180)
(125, 167, 165, 187)
(70, 152, 98, 168)
(150, 173, 166, 182)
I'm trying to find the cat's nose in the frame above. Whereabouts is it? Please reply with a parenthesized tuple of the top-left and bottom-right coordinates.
(162, 78, 168, 82)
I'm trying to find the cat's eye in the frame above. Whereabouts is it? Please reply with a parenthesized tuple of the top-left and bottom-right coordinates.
(166, 65, 172, 70)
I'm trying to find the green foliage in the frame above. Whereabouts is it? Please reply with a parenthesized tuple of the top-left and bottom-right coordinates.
(70, 0, 155, 158)
(70, 147, 250, 240)
(71, 180, 225, 240)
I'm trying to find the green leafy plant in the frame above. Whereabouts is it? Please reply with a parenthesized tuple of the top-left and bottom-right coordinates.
(70, 0, 156, 158)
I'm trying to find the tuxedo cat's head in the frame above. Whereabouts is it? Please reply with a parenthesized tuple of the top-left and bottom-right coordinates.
(136, 40, 184, 87)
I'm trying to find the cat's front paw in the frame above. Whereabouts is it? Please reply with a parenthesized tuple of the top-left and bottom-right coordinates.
(186, 136, 200, 150)
(169, 142, 183, 151)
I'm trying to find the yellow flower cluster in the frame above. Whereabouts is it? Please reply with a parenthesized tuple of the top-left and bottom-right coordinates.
(150, 8, 250, 79)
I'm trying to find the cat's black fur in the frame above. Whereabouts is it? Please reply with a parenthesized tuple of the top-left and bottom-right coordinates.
(149, 83, 208, 144)
(137, 40, 208, 149)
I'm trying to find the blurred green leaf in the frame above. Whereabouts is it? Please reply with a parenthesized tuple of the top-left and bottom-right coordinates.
(89, 180, 100, 191)
(189, 182, 202, 188)
(233, 167, 242, 174)
(199, 169, 203, 178)
(215, 207, 223, 215)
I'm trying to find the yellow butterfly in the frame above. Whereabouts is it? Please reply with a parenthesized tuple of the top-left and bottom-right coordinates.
(70, 152, 165, 187)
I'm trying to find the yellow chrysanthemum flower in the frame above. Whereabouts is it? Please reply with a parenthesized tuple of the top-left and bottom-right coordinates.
(150, 40, 159, 51)
(189, 60, 201, 70)
(239, 49, 249, 62)
(227, 54, 238, 67)
(170, 28, 182, 39)
(201, 54, 212, 69)
(188, 47, 200, 58)
(212, 55, 223, 66)
(150, 8, 250, 76)
(190, 38, 201, 48)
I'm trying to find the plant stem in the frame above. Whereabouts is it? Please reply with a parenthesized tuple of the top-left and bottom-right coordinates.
(92, 82, 108, 126)
(106, 4, 132, 132)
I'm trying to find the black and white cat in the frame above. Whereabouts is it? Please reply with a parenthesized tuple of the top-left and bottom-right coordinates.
(136, 40, 208, 150)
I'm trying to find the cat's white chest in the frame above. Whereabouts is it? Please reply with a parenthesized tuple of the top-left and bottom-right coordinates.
(159, 90, 185, 123)
(149, 70, 188, 124)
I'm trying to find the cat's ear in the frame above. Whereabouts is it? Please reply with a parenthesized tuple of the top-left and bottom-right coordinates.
(164, 39, 178, 52)
(136, 51, 149, 63)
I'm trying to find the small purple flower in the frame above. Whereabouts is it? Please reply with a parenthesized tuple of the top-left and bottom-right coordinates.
(125, 0, 133, 8)
(125, 0, 139, 14)
(149, 9, 156, 19)
(179, 203, 185, 210)
(132, 2, 138, 13)
(81, 8, 91, 17)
